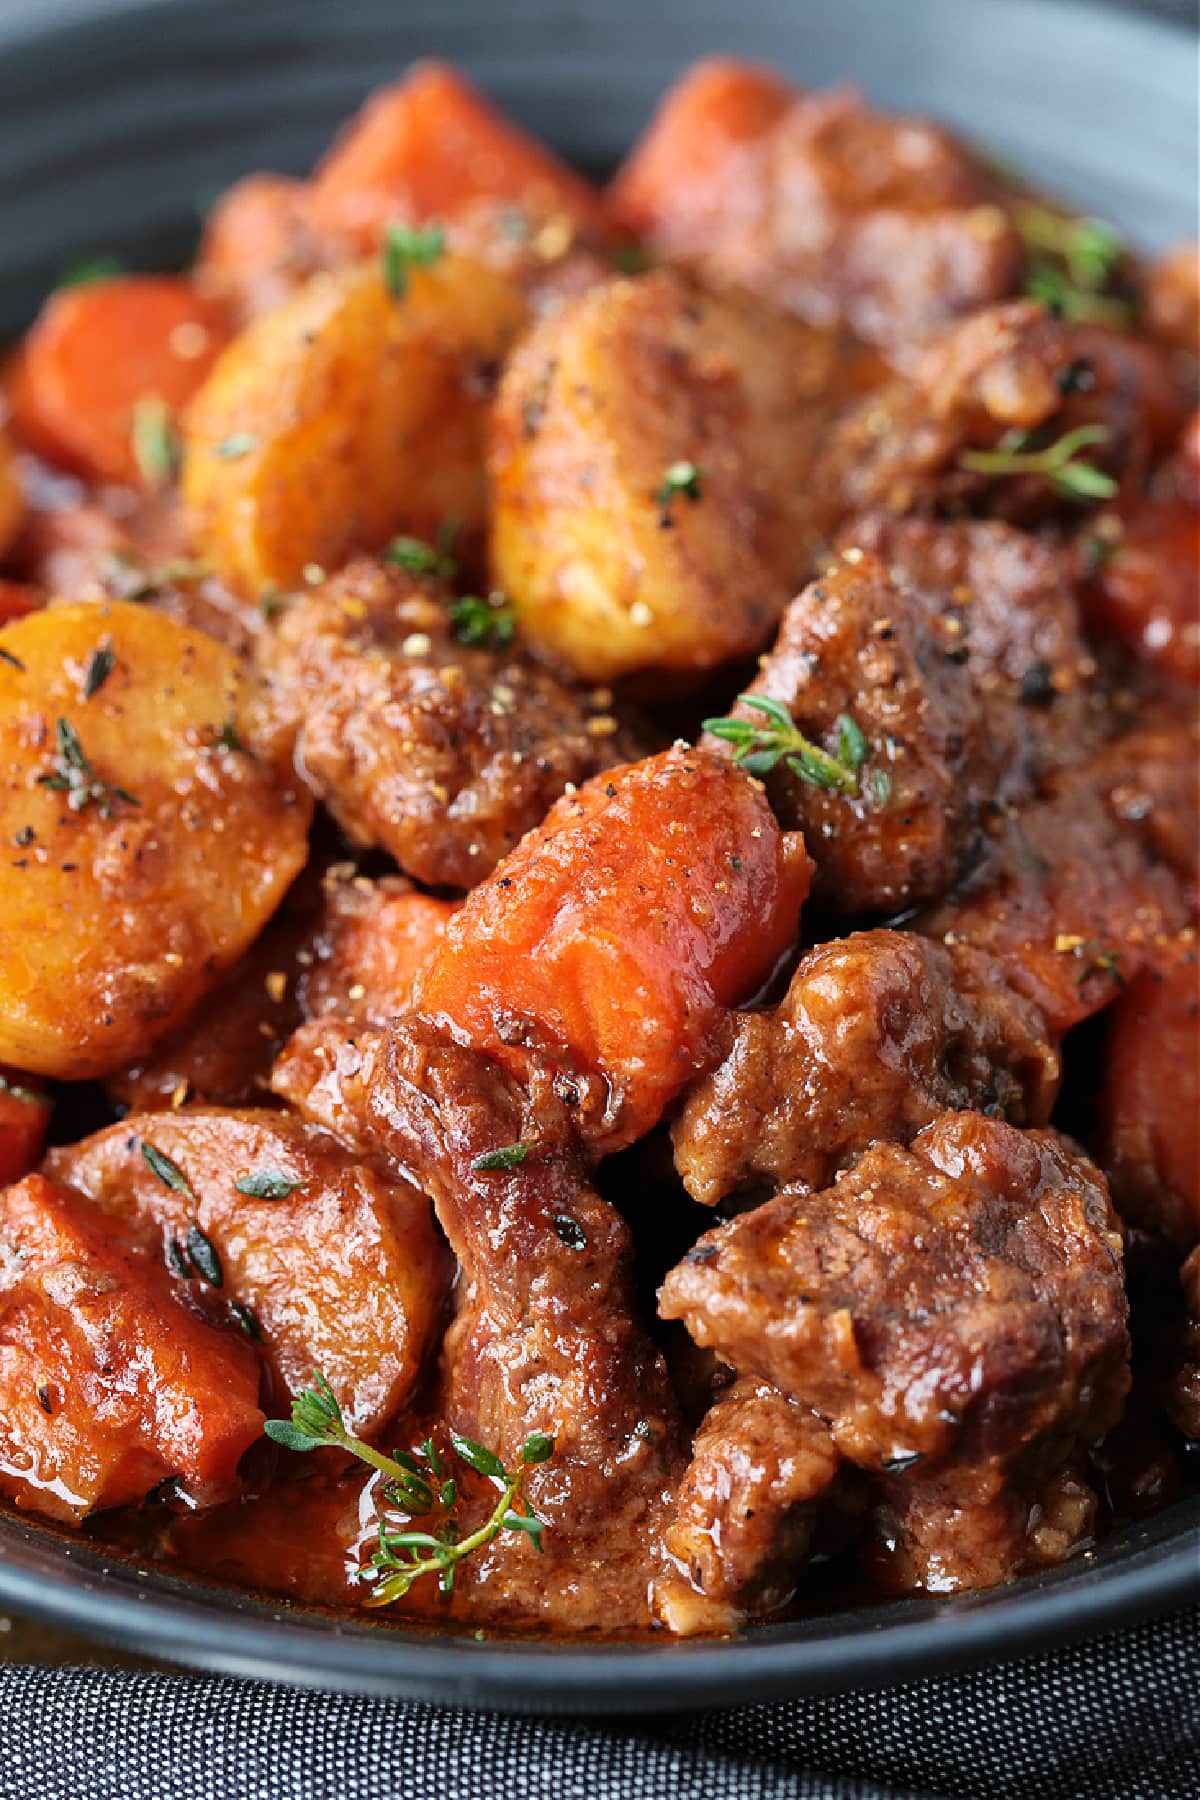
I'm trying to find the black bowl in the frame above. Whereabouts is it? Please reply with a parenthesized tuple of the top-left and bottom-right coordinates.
(0, 0, 1196, 1711)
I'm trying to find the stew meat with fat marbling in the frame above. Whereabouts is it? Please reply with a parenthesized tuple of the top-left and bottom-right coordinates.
(0, 57, 1196, 1636)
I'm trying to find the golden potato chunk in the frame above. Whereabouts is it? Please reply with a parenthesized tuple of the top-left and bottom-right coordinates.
(48, 1109, 447, 1439)
(182, 258, 527, 595)
(489, 269, 835, 683)
(0, 600, 311, 1079)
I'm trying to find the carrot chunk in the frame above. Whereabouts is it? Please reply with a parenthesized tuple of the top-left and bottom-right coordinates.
(0, 1173, 263, 1521)
(0, 1071, 51, 1185)
(310, 62, 607, 249)
(607, 57, 795, 241)
(415, 745, 812, 1149)
(10, 277, 232, 487)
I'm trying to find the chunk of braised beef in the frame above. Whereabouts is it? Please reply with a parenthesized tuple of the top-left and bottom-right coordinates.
(259, 556, 648, 889)
(672, 929, 1059, 1207)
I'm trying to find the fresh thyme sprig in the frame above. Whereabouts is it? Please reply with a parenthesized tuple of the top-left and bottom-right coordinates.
(1017, 205, 1133, 328)
(37, 717, 140, 818)
(383, 223, 446, 298)
(958, 423, 1118, 502)
(264, 1373, 554, 1605)
(704, 694, 874, 796)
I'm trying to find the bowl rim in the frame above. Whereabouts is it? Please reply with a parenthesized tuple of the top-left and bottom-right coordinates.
(1, 1498, 1196, 1710)
(0, 0, 1196, 1710)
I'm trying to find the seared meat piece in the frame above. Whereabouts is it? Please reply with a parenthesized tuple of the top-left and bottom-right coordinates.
(273, 1018, 683, 1630)
(48, 1109, 446, 1439)
(0, 1172, 263, 1521)
(1166, 1248, 1200, 1441)
(821, 301, 1189, 525)
(672, 929, 1059, 1207)
(870, 1459, 1099, 1595)
(843, 512, 1097, 772)
(921, 726, 1192, 1035)
(608, 62, 1021, 348)
(660, 1113, 1129, 1591)
(712, 536, 1093, 913)
(655, 1377, 842, 1634)
(260, 556, 646, 889)
(1096, 931, 1199, 1249)
(109, 865, 455, 1114)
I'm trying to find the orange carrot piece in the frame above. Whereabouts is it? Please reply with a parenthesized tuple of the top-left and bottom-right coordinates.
(416, 745, 812, 1149)
(607, 57, 795, 241)
(310, 62, 608, 249)
(10, 277, 231, 487)
(0, 1072, 51, 1186)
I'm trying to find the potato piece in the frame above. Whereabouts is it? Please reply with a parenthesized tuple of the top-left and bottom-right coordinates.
(489, 269, 834, 682)
(0, 431, 24, 556)
(0, 600, 312, 1079)
(182, 259, 527, 595)
(0, 1171, 263, 1522)
(49, 1109, 447, 1437)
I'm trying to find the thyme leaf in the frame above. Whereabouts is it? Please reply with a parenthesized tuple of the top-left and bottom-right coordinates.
(704, 695, 880, 797)
(130, 394, 180, 489)
(83, 643, 115, 700)
(655, 459, 704, 521)
(383, 222, 446, 298)
(234, 1170, 301, 1201)
(1017, 205, 1133, 326)
(472, 1142, 532, 1172)
(140, 1141, 195, 1199)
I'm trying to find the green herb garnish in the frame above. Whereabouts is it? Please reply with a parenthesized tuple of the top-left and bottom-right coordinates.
(37, 717, 139, 818)
(0, 647, 26, 672)
(1017, 205, 1133, 327)
(140, 1141, 195, 1199)
(472, 1143, 532, 1172)
(228, 1300, 265, 1342)
(704, 695, 877, 797)
(185, 1222, 223, 1288)
(234, 1170, 300, 1201)
(552, 1214, 588, 1251)
(265, 1373, 553, 1604)
(450, 593, 516, 649)
(209, 717, 251, 758)
(958, 424, 1118, 503)
(382, 223, 446, 298)
(83, 644, 115, 700)
(58, 255, 125, 289)
(655, 460, 704, 521)
(130, 394, 179, 489)
(213, 434, 258, 461)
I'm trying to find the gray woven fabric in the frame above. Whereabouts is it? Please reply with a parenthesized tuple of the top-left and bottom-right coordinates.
(1, 1606, 1196, 1800)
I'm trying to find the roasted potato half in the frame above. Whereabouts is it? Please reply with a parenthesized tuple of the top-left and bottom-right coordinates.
(0, 600, 312, 1079)
(182, 257, 527, 595)
(489, 269, 835, 683)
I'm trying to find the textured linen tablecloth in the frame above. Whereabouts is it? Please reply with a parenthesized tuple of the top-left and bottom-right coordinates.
(0, 1605, 1196, 1800)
